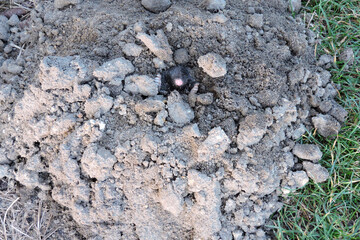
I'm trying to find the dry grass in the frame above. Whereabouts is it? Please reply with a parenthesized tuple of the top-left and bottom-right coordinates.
(0, 183, 60, 240)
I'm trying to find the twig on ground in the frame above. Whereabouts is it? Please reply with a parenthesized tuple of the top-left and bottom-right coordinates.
(1, 197, 20, 240)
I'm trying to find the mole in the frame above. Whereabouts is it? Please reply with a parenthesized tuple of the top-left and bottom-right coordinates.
(156, 66, 196, 95)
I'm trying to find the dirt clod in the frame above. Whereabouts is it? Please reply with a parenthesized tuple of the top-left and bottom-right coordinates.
(303, 161, 329, 183)
(339, 48, 355, 65)
(141, 0, 172, 14)
(54, 0, 81, 9)
(198, 52, 227, 78)
(167, 91, 194, 124)
(136, 30, 173, 62)
(312, 114, 341, 137)
(202, 0, 226, 12)
(293, 144, 322, 162)
(122, 43, 143, 57)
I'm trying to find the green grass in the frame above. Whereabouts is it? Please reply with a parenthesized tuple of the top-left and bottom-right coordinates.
(271, 0, 360, 239)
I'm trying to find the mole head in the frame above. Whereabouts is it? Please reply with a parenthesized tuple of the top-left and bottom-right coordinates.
(166, 66, 194, 90)
(174, 78, 184, 87)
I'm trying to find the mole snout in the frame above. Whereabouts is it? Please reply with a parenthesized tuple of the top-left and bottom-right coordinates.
(158, 66, 195, 95)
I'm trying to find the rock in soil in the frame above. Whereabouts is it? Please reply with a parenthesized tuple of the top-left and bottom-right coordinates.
(288, 0, 302, 13)
(303, 161, 329, 183)
(54, 0, 82, 9)
(0, 17, 10, 41)
(174, 48, 190, 64)
(339, 48, 355, 65)
(93, 57, 135, 85)
(293, 144, 322, 162)
(167, 91, 194, 125)
(312, 114, 341, 137)
(124, 74, 160, 96)
(202, 0, 226, 11)
(198, 52, 227, 78)
(141, 0, 172, 13)
(137, 30, 173, 62)
(122, 43, 143, 57)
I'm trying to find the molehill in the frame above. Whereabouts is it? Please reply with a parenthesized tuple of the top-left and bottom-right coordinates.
(0, 0, 347, 239)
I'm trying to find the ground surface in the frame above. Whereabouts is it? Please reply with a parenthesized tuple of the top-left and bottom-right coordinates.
(0, 0, 354, 239)
(272, 1, 359, 239)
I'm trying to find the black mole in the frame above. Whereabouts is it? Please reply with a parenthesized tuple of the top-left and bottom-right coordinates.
(158, 66, 195, 95)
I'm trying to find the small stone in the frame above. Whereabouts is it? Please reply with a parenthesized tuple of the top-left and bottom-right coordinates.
(0, 84, 12, 102)
(0, 16, 7, 23)
(288, 66, 304, 86)
(198, 52, 227, 78)
(7, 15, 20, 26)
(256, 229, 265, 238)
(137, 30, 173, 62)
(288, 0, 302, 13)
(224, 199, 236, 213)
(174, 48, 190, 64)
(141, 0, 172, 14)
(118, 104, 127, 116)
(165, 22, 173, 32)
(292, 171, 309, 188)
(312, 114, 341, 138)
(233, 230, 244, 240)
(248, 14, 263, 29)
(122, 43, 143, 57)
(39, 56, 92, 90)
(323, 83, 338, 99)
(84, 95, 114, 118)
(93, 57, 134, 85)
(237, 112, 272, 150)
(203, 0, 226, 11)
(197, 127, 231, 162)
(293, 144, 322, 162)
(329, 101, 348, 122)
(291, 124, 306, 140)
(167, 91, 194, 125)
(196, 93, 214, 105)
(157, 184, 183, 216)
(319, 70, 331, 86)
(255, 89, 280, 107)
(134, 22, 146, 33)
(153, 58, 166, 69)
(154, 110, 168, 126)
(183, 123, 201, 138)
(309, 95, 320, 107)
(54, 0, 81, 9)
(94, 47, 109, 57)
(81, 144, 117, 181)
(339, 48, 354, 65)
(1, 59, 23, 74)
(0, 164, 11, 178)
(246, 7, 255, 14)
(303, 161, 329, 183)
(140, 134, 159, 153)
(50, 114, 77, 135)
(3, 44, 12, 54)
(319, 100, 333, 113)
(124, 75, 159, 96)
(0, 20, 9, 41)
(135, 99, 165, 115)
(317, 54, 333, 66)
(15, 169, 42, 189)
(212, 13, 228, 23)
(287, 32, 307, 56)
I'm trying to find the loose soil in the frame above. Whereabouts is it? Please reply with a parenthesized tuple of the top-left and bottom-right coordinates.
(0, 0, 347, 239)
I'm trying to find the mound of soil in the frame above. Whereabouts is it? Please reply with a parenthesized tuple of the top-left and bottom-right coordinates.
(0, 0, 347, 239)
